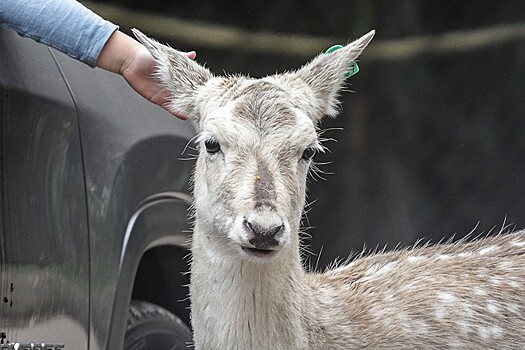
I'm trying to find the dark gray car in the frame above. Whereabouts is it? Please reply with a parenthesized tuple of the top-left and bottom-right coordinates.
(0, 28, 194, 349)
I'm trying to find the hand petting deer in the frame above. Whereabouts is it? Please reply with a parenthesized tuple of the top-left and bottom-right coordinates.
(133, 28, 525, 349)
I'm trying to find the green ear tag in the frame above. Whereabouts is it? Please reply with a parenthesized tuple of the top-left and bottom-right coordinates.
(324, 44, 360, 78)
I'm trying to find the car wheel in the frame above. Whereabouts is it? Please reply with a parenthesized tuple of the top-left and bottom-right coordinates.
(124, 299, 193, 349)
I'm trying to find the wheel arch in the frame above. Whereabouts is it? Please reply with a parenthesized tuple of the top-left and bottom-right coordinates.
(131, 244, 192, 327)
(106, 192, 192, 349)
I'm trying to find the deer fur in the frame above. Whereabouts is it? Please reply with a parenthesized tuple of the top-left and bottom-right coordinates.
(133, 28, 525, 349)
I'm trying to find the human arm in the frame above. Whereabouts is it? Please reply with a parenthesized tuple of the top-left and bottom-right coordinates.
(0, 0, 117, 66)
(0, 0, 195, 119)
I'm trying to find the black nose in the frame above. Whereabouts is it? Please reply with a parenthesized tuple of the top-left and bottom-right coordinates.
(243, 219, 284, 249)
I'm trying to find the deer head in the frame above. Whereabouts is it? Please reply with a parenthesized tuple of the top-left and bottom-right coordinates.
(134, 29, 374, 262)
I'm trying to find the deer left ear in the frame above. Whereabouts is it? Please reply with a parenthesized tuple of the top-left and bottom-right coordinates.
(132, 28, 213, 120)
(293, 30, 375, 122)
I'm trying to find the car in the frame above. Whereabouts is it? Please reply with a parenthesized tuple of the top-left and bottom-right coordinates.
(0, 28, 195, 349)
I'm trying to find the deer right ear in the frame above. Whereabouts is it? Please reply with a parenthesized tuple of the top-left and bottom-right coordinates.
(132, 28, 213, 120)
(292, 30, 375, 123)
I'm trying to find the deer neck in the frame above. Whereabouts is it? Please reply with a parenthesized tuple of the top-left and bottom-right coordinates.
(190, 221, 309, 350)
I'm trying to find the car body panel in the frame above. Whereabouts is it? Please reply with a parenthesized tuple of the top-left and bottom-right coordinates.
(0, 29, 195, 349)
(0, 28, 90, 348)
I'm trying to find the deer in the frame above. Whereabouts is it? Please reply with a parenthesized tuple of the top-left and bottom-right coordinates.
(133, 28, 525, 349)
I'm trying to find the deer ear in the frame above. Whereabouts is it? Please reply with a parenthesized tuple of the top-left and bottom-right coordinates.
(293, 30, 375, 122)
(132, 28, 213, 120)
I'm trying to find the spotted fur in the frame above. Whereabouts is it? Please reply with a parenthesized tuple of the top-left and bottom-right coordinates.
(134, 28, 525, 349)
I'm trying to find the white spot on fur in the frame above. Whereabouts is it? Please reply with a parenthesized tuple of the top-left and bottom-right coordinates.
(486, 300, 499, 314)
(507, 280, 520, 288)
(396, 312, 412, 330)
(365, 262, 397, 277)
(474, 287, 488, 296)
(448, 340, 463, 349)
(384, 292, 395, 303)
(414, 320, 429, 334)
(479, 246, 497, 255)
(507, 303, 520, 314)
(478, 327, 491, 340)
(406, 256, 424, 263)
(435, 306, 447, 319)
(491, 325, 503, 338)
(457, 319, 471, 335)
(457, 252, 474, 258)
(489, 276, 502, 286)
(438, 291, 456, 303)
(380, 262, 397, 273)
(511, 239, 525, 248)
(476, 324, 503, 341)
(369, 305, 383, 320)
(365, 263, 379, 276)
(498, 261, 513, 270)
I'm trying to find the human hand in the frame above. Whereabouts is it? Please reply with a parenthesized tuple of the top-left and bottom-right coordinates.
(96, 30, 196, 120)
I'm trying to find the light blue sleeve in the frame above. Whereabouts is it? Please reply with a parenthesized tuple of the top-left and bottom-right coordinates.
(0, 0, 118, 67)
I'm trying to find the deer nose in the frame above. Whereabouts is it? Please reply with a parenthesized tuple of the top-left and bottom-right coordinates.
(243, 219, 285, 249)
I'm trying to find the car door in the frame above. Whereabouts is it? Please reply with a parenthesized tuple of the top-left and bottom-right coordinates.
(0, 28, 89, 349)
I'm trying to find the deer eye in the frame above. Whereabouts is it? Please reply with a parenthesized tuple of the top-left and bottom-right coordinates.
(204, 139, 221, 154)
(301, 147, 316, 161)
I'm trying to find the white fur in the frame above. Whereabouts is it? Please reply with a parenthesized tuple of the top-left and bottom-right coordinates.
(134, 28, 525, 349)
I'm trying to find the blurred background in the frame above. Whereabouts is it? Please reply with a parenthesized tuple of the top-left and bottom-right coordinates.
(85, 1, 525, 268)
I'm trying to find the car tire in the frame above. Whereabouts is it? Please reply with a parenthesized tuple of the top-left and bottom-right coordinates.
(124, 299, 193, 349)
